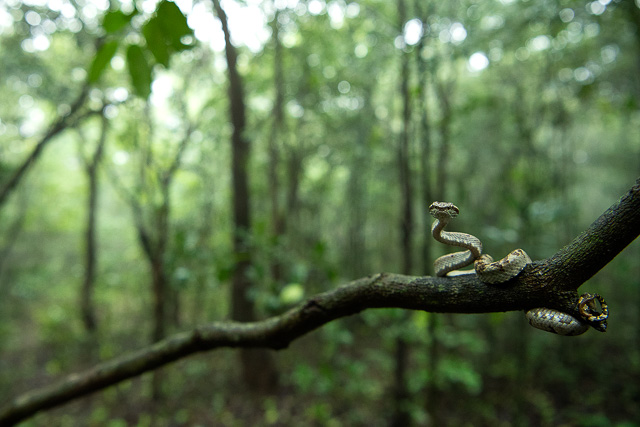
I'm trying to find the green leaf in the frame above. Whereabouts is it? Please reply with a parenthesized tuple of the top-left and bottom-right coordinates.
(142, 17, 170, 67)
(126, 44, 152, 98)
(102, 10, 135, 34)
(88, 40, 119, 83)
(156, 0, 193, 51)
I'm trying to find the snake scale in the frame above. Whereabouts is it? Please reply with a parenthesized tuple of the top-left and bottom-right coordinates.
(429, 201, 608, 335)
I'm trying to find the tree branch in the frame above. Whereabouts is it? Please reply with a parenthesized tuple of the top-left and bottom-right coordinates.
(544, 177, 640, 289)
(1, 178, 638, 425)
(0, 84, 90, 209)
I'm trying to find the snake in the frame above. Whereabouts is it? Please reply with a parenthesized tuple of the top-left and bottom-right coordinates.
(429, 201, 608, 335)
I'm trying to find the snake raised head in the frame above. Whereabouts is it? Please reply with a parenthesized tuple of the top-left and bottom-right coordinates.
(429, 201, 608, 335)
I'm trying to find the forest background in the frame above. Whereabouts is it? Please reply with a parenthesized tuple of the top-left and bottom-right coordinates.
(0, 0, 639, 425)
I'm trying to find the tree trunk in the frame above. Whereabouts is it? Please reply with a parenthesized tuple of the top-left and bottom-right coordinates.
(414, 4, 433, 273)
(434, 81, 452, 200)
(212, 0, 279, 393)
(268, 10, 286, 285)
(151, 254, 167, 343)
(398, 52, 413, 275)
(80, 113, 107, 333)
(0, 197, 26, 279)
(134, 222, 168, 401)
(191, 145, 215, 324)
(346, 89, 374, 278)
(392, 1, 413, 425)
(413, 3, 439, 420)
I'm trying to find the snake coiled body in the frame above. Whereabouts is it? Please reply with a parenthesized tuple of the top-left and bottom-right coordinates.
(525, 308, 589, 336)
(429, 201, 608, 336)
(429, 202, 530, 283)
(430, 203, 482, 277)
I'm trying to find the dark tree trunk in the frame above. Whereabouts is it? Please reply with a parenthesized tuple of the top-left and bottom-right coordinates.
(346, 89, 374, 278)
(268, 11, 286, 285)
(434, 81, 452, 200)
(392, 1, 413, 425)
(212, 0, 252, 323)
(0, 197, 26, 279)
(398, 49, 413, 275)
(80, 113, 107, 333)
(414, 2, 433, 273)
(134, 220, 168, 401)
(136, 220, 169, 401)
(212, 0, 279, 393)
(133, 218, 168, 343)
(286, 145, 302, 216)
(191, 145, 215, 324)
(413, 2, 440, 420)
(151, 255, 167, 343)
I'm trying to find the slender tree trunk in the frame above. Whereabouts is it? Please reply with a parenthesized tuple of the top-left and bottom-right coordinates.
(286, 141, 302, 216)
(133, 221, 168, 401)
(212, 0, 279, 393)
(151, 256, 167, 342)
(269, 10, 286, 285)
(285, 56, 314, 231)
(399, 52, 413, 275)
(413, 4, 440, 421)
(133, 218, 168, 344)
(138, 205, 170, 402)
(434, 81, 452, 200)
(415, 8, 432, 273)
(192, 144, 215, 323)
(0, 198, 26, 279)
(391, 1, 412, 425)
(80, 113, 107, 333)
(346, 89, 374, 277)
(391, 337, 410, 427)
(212, 0, 252, 323)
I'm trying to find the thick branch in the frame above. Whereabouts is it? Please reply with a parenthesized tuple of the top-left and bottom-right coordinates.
(544, 177, 640, 289)
(1, 178, 639, 425)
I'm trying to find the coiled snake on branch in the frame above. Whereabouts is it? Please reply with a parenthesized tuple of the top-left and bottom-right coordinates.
(429, 202, 608, 335)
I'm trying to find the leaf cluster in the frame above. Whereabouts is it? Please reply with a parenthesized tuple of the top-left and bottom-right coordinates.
(88, 1, 194, 98)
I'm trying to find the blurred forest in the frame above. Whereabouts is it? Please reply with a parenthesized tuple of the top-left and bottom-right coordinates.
(1, 0, 639, 425)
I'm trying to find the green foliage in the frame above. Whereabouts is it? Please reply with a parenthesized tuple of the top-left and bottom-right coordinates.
(86, 0, 194, 97)
(88, 40, 119, 82)
(126, 44, 152, 98)
(143, 1, 193, 67)
(155, 0, 193, 52)
(142, 18, 170, 67)
(102, 10, 137, 34)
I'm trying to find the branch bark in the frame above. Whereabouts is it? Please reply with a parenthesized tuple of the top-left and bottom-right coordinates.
(1, 178, 638, 425)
